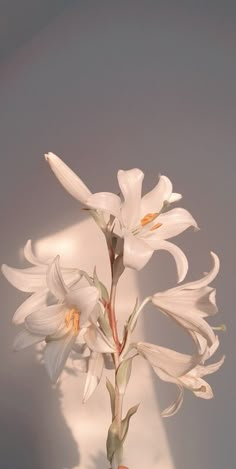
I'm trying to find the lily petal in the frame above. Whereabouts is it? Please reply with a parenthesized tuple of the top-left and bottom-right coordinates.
(146, 208, 198, 240)
(152, 295, 216, 346)
(84, 324, 116, 353)
(153, 287, 217, 319)
(140, 175, 173, 216)
(26, 304, 66, 335)
(45, 152, 91, 204)
(123, 234, 154, 271)
(179, 252, 220, 291)
(83, 351, 104, 402)
(47, 256, 68, 301)
(180, 374, 214, 399)
(66, 286, 99, 324)
(44, 330, 76, 383)
(197, 355, 225, 377)
(12, 289, 49, 325)
(13, 329, 44, 351)
(118, 168, 144, 229)
(1, 264, 47, 292)
(24, 239, 46, 265)
(161, 386, 184, 418)
(146, 239, 188, 282)
(137, 342, 201, 377)
(87, 192, 121, 218)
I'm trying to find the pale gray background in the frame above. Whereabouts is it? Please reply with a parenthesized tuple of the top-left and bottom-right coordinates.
(0, 1, 235, 468)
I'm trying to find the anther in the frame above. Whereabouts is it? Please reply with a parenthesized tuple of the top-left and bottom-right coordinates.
(140, 213, 158, 226)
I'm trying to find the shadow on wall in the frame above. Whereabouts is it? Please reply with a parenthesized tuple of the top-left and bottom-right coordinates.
(0, 352, 80, 469)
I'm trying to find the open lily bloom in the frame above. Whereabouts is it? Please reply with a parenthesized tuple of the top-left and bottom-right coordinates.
(107, 169, 198, 279)
(152, 252, 220, 347)
(1, 240, 81, 325)
(13, 256, 101, 382)
(136, 341, 225, 417)
(45, 153, 197, 281)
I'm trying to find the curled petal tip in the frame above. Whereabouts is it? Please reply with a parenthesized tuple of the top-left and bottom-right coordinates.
(44, 152, 54, 161)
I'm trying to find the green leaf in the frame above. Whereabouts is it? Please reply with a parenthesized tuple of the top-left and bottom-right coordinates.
(127, 298, 139, 332)
(106, 420, 121, 463)
(116, 358, 133, 395)
(98, 312, 113, 338)
(93, 266, 109, 302)
(106, 378, 116, 420)
(121, 404, 140, 442)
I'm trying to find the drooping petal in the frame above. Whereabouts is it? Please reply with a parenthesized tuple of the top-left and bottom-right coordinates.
(61, 268, 82, 287)
(161, 386, 184, 418)
(45, 152, 91, 204)
(84, 324, 116, 353)
(137, 342, 201, 377)
(152, 295, 216, 346)
(47, 256, 68, 301)
(13, 329, 44, 351)
(44, 330, 76, 383)
(180, 374, 214, 399)
(12, 289, 49, 325)
(145, 208, 198, 240)
(86, 192, 121, 218)
(66, 286, 99, 324)
(1, 264, 47, 292)
(178, 252, 220, 291)
(25, 304, 66, 336)
(117, 168, 144, 229)
(152, 287, 217, 319)
(123, 233, 154, 271)
(83, 352, 104, 402)
(140, 175, 173, 216)
(146, 239, 188, 282)
(24, 239, 43, 265)
(197, 355, 225, 377)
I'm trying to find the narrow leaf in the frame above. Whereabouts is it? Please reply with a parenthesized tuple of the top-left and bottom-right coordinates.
(116, 358, 133, 395)
(121, 404, 139, 442)
(106, 420, 121, 463)
(98, 310, 113, 338)
(106, 377, 116, 420)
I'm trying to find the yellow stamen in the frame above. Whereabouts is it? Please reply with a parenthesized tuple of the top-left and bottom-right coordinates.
(65, 309, 74, 327)
(140, 213, 158, 226)
(150, 222, 163, 231)
(65, 308, 80, 334)
(73, 312, 80, 333)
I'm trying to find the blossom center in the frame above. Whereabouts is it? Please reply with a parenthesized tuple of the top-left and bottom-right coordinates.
(65, 308, 80, 334)
(140, 213, 158, 226)
(139, 212, 163, 232)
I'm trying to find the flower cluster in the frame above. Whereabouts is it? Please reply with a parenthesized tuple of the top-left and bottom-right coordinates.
(2, 152, 225, 468)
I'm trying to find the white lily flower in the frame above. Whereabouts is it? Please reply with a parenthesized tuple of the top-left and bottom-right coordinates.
(1, 239, 81, 325)
(90, 169, 197, 280)
(136, 341, 225, 417)
(13, 256, 100, 382)
(152, 252, 220, 347)
(110, 169, 197, 280)
(45, 154, 197, 281)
